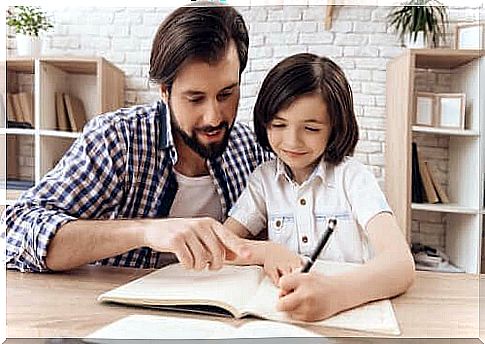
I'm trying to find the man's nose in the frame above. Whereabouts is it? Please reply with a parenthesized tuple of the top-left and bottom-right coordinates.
(202, 99, 223, 126)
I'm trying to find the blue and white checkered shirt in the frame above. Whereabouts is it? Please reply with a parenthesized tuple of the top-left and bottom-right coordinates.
(2, 101, 271, 272)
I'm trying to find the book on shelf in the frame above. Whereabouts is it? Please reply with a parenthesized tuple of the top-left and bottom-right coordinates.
(5, 93, 16, 123)
(6, 179, 35, 190)
(425, 162, 450, 203)
(6, 92, 34, 128)
(412, 143, 450, 205)
(98, 260, 401, 335)
(63, 94, 87, 132)
(11, 93, 24, 123)
(6, 135, 18, 179)
(411, 142, 425, 203)
(418, 159, 440, 204)
(55, 92, 71, 131)
(17, 92, 34, 126)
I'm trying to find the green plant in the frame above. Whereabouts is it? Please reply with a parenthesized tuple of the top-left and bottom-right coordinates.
(388, 0, 448, 48)
(6, 6, 53, 37)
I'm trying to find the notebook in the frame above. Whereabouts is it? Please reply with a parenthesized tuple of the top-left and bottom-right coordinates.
(98, 260, 401, 335)
(85, 314, 321, 340)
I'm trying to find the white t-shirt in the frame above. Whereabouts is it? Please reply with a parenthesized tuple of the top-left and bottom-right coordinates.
(229, 157, 392, 263)
(168, 169, 223, 222)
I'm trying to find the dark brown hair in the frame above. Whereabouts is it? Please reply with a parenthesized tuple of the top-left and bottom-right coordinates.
(253, 53, 359, 165)
(149, 4, 249, 90)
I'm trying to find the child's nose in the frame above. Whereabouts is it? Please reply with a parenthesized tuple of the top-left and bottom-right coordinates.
(286, 128, 302, 146)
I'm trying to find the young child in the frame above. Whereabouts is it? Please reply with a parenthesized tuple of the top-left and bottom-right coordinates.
(224, 53, 415, 322)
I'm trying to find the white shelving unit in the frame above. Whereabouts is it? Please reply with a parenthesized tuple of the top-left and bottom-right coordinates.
(2, 57, 125, 206)
(385, 49, 484, 274)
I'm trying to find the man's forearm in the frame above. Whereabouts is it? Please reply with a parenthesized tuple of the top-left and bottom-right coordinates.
(45, 219, 146, 271)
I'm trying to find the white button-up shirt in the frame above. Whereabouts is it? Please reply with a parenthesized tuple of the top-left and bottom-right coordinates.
(229, 157, 392, 263)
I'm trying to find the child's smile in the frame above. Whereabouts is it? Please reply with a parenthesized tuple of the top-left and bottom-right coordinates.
(267, 93, 331, 184)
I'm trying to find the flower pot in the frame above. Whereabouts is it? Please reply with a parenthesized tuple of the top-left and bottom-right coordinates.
(16, 34, 42, 57)
(404, 31, 426, 48)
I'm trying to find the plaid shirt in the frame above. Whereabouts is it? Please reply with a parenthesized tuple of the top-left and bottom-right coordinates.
(2, 101, 271, 272)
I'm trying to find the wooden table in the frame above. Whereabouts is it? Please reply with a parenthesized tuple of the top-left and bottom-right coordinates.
(6, 265, 480, 340)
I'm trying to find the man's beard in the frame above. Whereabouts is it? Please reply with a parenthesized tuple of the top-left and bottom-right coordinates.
(169, 104, 233, 160)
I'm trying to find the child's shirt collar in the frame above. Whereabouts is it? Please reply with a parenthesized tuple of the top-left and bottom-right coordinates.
(274, 156, 330, 187)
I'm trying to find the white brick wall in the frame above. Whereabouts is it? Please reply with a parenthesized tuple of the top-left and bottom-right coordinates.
(6, 5, 482, 250)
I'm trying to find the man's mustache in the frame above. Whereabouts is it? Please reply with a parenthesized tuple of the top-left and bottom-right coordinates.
(196, 122, 229, 133)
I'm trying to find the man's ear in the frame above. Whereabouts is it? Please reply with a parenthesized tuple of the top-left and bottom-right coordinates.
(160, 84, 169, 104)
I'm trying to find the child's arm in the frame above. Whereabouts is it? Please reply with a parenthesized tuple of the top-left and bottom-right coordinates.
(224, 216, 303, 284)
(277, 212, 415, 321)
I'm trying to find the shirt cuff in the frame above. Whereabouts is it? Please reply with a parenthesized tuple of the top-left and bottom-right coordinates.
(6, 209, 77, 272)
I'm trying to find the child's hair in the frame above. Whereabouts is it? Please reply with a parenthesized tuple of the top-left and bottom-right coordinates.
(253, 53, 358, 165)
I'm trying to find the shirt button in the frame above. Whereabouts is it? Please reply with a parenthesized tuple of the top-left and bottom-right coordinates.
(300, 198, 306, 206)
(302, 236, 308, 243)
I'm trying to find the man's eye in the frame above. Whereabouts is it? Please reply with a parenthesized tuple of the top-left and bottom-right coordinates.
(188, 97, 203, 103)
(218, 92, 232, 100)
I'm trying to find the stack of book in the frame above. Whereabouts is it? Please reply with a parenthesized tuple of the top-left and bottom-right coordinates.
(5, 92, 34, 129)
(55, 92, 87, 132)
(411, 142, 450, 204)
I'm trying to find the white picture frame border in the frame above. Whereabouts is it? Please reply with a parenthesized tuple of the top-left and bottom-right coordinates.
(435, 93, 466, 129)
(455, 22, 484, 50)
(414, 92, 436, 127)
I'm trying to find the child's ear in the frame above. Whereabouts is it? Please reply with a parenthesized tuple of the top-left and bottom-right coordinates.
(160, 84, 169, 104)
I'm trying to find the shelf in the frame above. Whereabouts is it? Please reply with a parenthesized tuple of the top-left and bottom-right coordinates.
(6, 189, 24, 202)
(410, 49, 483, 69)
(6, 58, 35, 73)
(39, 129, 81, 139)
(0, 128, 35, 136)
(412, 126, 479, 137)
(411, 203, 479, 215)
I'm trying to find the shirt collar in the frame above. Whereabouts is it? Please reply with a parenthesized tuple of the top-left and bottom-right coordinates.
(274, 156, 327, 185)
(157, 100, 178, 164)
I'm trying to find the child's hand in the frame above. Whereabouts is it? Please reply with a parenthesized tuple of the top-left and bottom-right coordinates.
(276, 272, 341, 322)
(262, 242, 303, 284)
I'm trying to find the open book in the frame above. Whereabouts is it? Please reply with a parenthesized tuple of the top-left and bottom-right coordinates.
(86, 314, 320, 340)
(98, 260, 401, 335)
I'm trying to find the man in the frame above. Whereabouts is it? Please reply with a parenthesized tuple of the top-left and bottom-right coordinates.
(3, 4, 271, 272)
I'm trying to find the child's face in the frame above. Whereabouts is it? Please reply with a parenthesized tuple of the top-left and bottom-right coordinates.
(267, 93, 331, 184)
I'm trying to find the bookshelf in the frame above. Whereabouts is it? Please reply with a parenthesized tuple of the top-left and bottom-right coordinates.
(385, 49, 484, 274)
(2, 57, 124, 206)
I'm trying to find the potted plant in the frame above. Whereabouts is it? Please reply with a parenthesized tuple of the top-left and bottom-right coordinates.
(6, 6, 54, 56)
(388, 0, 448, 48)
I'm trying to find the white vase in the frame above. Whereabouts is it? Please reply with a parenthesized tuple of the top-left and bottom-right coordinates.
(404, 31, 426, 49)
(16, 34, 43, 57)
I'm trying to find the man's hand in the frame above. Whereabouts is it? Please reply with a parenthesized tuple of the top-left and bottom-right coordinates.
(277, 272, 341, 321)
(260, 242, 303, 284)
(214, 231, 303, 282)
(143, 217, 250, 271)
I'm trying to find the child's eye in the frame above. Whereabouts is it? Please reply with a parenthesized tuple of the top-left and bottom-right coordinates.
(270, 123, 286, 128)
(305, 127, 320, 132)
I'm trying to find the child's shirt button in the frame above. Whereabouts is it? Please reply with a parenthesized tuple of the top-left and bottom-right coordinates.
(300, 198, 306, 206)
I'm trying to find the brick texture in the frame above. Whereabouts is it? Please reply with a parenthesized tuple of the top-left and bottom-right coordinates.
(6, 5, 481, 249)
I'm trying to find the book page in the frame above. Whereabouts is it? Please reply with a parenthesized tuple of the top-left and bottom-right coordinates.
(85, 314, 320, 340)
(98, 264, 264, 317)
(243, 260, 401, 335)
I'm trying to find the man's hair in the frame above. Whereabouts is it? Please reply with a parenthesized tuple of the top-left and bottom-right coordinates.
(253, 53, 359, 165)
(149, 4, 249, 90)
